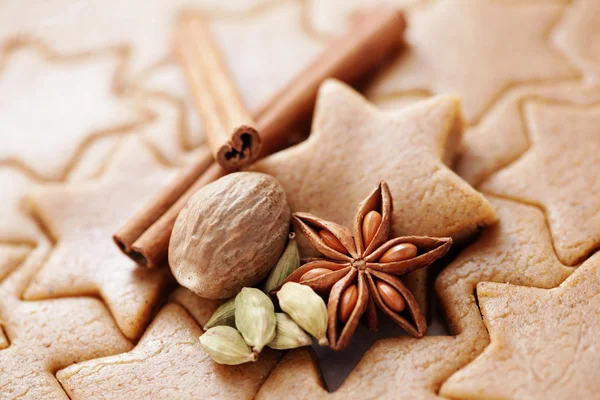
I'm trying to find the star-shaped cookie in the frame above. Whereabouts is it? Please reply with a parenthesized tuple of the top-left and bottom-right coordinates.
(455, 82, 600, 187)
(23, 138, 176, 340)
(255, 197, 573, 399)
(253, 80, 497, 241)
(441, 251, 600, 400)
(0, 244, 132, 400)
(57, 303, 281, 399)
(482, 100, 600, 265)
(0, 43, 144, 180)
(368, 0, 578, 124)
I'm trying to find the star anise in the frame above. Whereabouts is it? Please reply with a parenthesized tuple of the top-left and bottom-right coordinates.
(281, 181, 452, 350)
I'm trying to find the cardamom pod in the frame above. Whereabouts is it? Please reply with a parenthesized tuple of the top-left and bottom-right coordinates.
(235, 287, 276, 353)
(264, 233, 300, 293)
(204, 298, 236, 330)
(199, 326, 258, 365)
(268, 313, 313, 350)
(277, 282, 329, 346)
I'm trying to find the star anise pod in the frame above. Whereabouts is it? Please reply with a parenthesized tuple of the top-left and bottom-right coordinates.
(281, 181, 452, 350)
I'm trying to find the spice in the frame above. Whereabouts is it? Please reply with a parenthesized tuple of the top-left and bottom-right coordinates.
(204, 298, 236, 330)
(175, 15, 261, 171)
(199, 325, 257, 365)
(268, 313, 313, 350)
(282, 182, 452, 350)
(277, 282, 329, 346)
(264, 233, 300, 293)
(235, 288, 277, 353)
(169, 172, 290, 299)
(113, 8, 407, 269)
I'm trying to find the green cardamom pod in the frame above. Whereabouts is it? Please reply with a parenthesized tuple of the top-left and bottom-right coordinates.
(204, 298, 236, 330)
(235, 287, 276, 353)
(268, 312, 313, 350)
(199, 326, 258, 365)
(277, 282, 329, 346)
(264, 233, 300, 293)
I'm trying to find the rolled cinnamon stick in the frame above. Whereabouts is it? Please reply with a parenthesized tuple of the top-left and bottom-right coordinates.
(175, 15, 261, 171)
(114, 8, 406, 268)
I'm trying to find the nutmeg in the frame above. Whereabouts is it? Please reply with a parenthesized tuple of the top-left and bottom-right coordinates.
(169, 172, 290, 299)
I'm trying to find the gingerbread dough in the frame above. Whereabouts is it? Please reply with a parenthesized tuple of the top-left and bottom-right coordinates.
(57, 303, 280, 399)
(456, 82, 600, 187)
(368, 0, 577, 124)
(441, 252, 600, 400)
(481, 100, 600, 265)
(23, 138, 175, 340)
(0, 0, 271, 80)
(0, 42, 143, 180)
(0, 243, 132, 399)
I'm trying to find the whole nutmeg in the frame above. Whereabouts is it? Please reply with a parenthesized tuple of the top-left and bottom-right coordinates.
(169, 172, 290, 299)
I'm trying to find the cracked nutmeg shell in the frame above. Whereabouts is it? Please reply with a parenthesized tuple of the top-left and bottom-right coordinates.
(169, 172, 290, 299)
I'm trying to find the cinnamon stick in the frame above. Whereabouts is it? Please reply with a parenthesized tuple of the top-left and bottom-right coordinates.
(175, 15, 261, 171)
(114, 8, 406, 268)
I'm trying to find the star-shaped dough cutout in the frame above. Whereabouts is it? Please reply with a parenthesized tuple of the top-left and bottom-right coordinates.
(368, 0, 578, 124)
(57, 303, 281, 399)
(253, 80, 496, 248)
(441, 251, 600, 400)
(0, 43, 144, 180)
(455, 82, 600, 187)
(482, 100, 600, 265)
(255, 197, 573, 399)
(23, 137, 176, 340)
(555, 0, 600, 83)
(0, 243, 132, 400)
